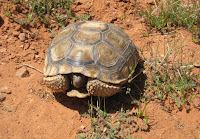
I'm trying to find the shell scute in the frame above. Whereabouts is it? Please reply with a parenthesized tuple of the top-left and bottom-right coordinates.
(51, 39, 72, 61)
(96, 43, 120, 68)
(59, 64, 72, 75)
(72, 30, 101, 45)
(104, 30, 128, 55)
(68, 44, 94, 64)
(51, 26, 75, 46)
(77, 21, 109, 32)
(84, 65, 99, 78)
(44, 21, 140, 84)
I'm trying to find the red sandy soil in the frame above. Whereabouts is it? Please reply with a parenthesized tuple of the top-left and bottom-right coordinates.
(0, 0, 200, 138)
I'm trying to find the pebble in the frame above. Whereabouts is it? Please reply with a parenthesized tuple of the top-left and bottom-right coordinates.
(24, 43, 30, 50)
(80, 125, 85, 130)
(4, 35, 8, 40)
(0, 93, 6, 102)
(35, 55, 40, 59)
(18, 33, 26, 41)
(13, 31, 20, 37)
(29, 53, 35, 60)
(194, 61, 200, 68)
(0, 48, 6, 53)
(14, 24, 21, 31)
(192, 96, 200, 107)
(16, 67, 30, 78)
(0, 87, 12, 94)
(30, 45, 35, 50)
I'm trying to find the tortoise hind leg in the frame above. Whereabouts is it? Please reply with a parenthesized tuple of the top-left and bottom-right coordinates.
(42, 75, 70, 92)
(86, 79, 122, 97)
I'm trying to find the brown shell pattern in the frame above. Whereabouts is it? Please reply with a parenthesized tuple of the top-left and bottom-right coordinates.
(44, 21, 139, 84)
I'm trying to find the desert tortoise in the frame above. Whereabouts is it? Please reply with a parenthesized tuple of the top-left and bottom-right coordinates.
(42, 21, 140, 98)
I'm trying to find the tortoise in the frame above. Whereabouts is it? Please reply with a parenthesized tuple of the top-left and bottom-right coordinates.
(42, 21, 140, 98)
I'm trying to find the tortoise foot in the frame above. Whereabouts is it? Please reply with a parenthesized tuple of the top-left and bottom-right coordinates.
(87, 79, 121, 97)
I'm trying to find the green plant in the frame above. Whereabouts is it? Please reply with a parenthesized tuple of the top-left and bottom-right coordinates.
(140, 0, 200, 42)
(1, 106, 12, 112)
(53, 13, 68, 27)
(11, 0, 85, 28)
(77, 97, 149, 138)
(4, 3, 12, 18)
(12, 0, 20, 4)
(14, 18, 31, 26)
(143, 39, 198, 109)
(72, 14, 91, 22)
(122, 11, 126, 20)
(5, 12, 11, 18)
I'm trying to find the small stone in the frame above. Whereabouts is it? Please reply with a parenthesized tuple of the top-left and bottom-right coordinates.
(13, 31, 20, 37)
(16, 67, 29, 78)
(0, 93, 6, 102)
(15, 24, 21, 31)
(80, 125, 85, 130)
(0, 48, 6, 53)
(35, 55, 40, 59)
(18, 33, 26, 41)
(193, 96, 200, 107)
(28, 53, 35, 60)
(0, 87, 12, 94)
(194, 61, 200, 68)
(24, 53, 34, 61)
(24, 43, 30, 50)
(4, 35, 8, 40)
(30, 45, 35, 50)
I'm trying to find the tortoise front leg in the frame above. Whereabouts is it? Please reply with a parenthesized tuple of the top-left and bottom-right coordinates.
(42, 75, 70, 92)
(86, 79, 122, 97)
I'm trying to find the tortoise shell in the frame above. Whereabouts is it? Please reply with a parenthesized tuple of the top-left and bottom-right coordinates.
(44, 21, 139, 85)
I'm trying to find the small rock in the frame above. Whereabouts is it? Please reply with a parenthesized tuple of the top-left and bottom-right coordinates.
(28, 32, 36, 39)
(24, 43, 30, 50)
(18, 33, 26, 41)
(25, 53, 35, 61)
(0, 87, 12, 94)
(29, 53, 35, 60)
(7, 37, 13, 43)
(13, 31, 20, 37)
(80, 125, 85, 130)
(0, 93, 6, 102)
(15, 24, 21, 31)
(4, 35, 8, 40)
(35, 55, 40, 59)
(0, 48, 6, 53)
(192, 96, 200, 107)
(194, 61, 200, 68)
(16, 67, 29, 78)
(30, 45, 35, 50)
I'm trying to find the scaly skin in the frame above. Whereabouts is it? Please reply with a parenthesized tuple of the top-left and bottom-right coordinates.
(42, 75, 70, 92)
(86, 79, 122, 97)
(42, 74, 122, 98)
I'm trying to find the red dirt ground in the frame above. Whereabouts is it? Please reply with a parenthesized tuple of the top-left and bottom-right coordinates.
(0, 0, 200, 138)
